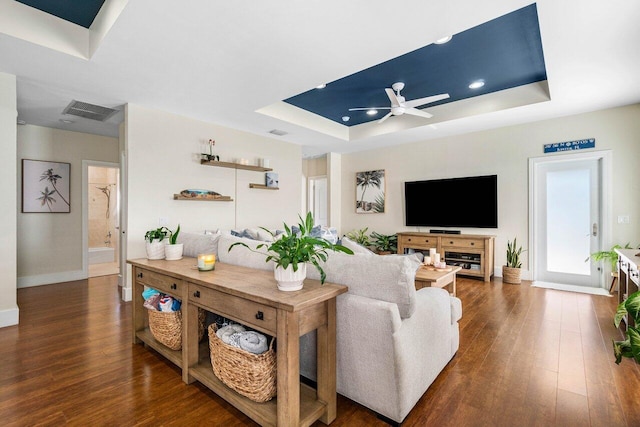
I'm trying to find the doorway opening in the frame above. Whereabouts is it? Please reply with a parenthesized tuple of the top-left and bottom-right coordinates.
(529, 151, 612, 289)
(86, 164, 120, 278)
(308, 176, 328, 227)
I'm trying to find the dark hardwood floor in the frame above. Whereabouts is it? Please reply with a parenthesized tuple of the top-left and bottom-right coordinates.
(1, 275, 639, 426)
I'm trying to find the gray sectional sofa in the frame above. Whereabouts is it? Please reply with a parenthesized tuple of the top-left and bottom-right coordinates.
(179, 231, 463, 424)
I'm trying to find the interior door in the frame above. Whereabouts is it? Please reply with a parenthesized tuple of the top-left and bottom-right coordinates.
(533, 158, 601, 287)
(308, 176, 328, 226)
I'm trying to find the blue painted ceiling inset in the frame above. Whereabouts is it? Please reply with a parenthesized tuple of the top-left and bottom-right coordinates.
(16, 0, 106, 28)
(284, 4, 547, 127)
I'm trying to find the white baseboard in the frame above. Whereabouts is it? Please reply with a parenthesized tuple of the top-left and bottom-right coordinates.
(121, 285, 132, 302)
(0, 306, 19, 327)
(17, 269, 87, 288)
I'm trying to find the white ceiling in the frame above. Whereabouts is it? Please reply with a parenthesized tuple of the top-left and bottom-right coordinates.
(1, 0, 639, 158)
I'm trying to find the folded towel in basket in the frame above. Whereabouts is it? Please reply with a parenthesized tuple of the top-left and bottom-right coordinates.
(216, 324, 246, 346)
(239, 331, 268, 354)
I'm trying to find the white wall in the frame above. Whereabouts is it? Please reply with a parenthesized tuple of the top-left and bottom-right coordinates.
(17, 125, 119, 286)
(0, 72, 18, 327)
(125, 104, 302, 263)
(340, 104, 640, 273)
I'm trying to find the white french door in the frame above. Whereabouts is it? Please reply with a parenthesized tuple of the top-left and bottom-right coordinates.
(530, 152, 610, 288)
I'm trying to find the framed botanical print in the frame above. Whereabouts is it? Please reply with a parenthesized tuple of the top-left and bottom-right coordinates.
(356, 169, 385, 213)
(22, 159, 71, 213)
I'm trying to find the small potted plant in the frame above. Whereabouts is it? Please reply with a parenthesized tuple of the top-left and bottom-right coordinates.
(164, 224, 183, 260)
(370, 231, 398, 255)
(502, 237, 525, 284)
(345, 227, 370, 247)
(144, 226, 169, 260)
(613, 291, 640, 364)
(229, 212, 353, 291)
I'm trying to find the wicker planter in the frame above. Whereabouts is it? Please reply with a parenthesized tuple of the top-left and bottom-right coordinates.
(502, 266, 522, 284)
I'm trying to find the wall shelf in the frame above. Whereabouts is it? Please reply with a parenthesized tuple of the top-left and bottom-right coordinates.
(173, 194, 233, 201)
(249, 184, 279, 190)
(200, 159, 272, 172)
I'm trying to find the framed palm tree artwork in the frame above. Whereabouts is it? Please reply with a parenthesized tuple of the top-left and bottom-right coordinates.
(22, 159, 71, 213)
(356, 169, 385, 214)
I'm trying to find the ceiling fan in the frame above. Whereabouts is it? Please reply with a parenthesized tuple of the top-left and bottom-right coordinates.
(349, 82, 450, 124)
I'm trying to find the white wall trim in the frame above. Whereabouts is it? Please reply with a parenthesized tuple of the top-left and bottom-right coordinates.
(121, 285, 132, 302)
(18, 269, 86, 288)
(528, 150, 612, 285)
(0, 307, 19, 328)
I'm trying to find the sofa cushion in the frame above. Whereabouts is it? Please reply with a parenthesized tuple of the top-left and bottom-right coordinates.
(217, 233, 274, 271)
(177, 232, 221, 258)
(341, 236, 375, 255)
(307, 252, 420, 318)
(451, 296, 462, 324)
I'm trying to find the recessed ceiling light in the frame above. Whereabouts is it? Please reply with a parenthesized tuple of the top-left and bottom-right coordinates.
(469, 80, 485, 89)
(434, 36, 452, 44)
(342, 116, 350, 122)
(268, 129, 287, 136)
(316, 84, 326, 89)
(366, 109, 378, 116)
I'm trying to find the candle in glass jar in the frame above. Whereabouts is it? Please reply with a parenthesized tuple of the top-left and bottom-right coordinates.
(433, 253, 441, 264)
(424, 256, 432, 265)
(429, 248, 436, 258)
(197, 254, 216, 271)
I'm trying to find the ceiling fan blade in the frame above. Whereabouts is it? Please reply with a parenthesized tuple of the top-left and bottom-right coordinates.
(405, 93, 450, 108)
(348, 107, 391, 111)
(385, 88, 400, 106)
(378, 112, 393, 124)
(404, 107, 433, 119)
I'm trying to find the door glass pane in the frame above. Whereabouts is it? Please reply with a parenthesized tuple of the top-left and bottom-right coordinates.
(546, 168, 591, 275)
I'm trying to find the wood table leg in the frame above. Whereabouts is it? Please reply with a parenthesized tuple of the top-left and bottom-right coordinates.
(452, 273, 457, 297)
(317, 299, 337, 424)
(277, 310, 300, 426)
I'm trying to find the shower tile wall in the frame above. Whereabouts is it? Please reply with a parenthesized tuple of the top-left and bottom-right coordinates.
(89, 166, 118, 261)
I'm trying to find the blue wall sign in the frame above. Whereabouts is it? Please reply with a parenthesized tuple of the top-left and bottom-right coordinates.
(544, 138, 595, 153)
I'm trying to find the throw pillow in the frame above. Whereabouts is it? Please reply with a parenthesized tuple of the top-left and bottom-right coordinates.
(178, 232, 221, 258)
(341, 236, 375, 256)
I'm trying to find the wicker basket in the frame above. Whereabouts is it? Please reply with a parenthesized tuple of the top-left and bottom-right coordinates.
(208, 324, 277, 403)
(148, 307, 206, 351)
(502, 266, 522, 284)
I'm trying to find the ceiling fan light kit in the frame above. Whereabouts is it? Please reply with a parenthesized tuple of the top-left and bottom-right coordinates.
(348, 82, 449, 124)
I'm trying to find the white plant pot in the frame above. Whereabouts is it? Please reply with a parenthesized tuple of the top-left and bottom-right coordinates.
(145, 241, 166, 260)
(274, 264, 307, 291)
(165, 243, 184, 261)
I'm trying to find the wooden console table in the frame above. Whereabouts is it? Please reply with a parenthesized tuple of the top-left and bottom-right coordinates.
(616, 249, 640, 334)
(130, 257, 347, 426)
(397, 232, 495, 281)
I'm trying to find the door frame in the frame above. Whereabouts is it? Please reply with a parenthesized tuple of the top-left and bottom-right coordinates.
(307, 175, 328, 226)
(528, 150, 612, 286)
(82, 160, 121, 281)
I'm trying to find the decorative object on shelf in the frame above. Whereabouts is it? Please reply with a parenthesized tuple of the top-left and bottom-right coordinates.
(197, 253, 216, 271)
(22, 159, 71, 213)
(144, 227, 169, 260)
(174, 189, 233, 201)
(265, 172, 279, 188)
(228, 212, 353, 290)
(259, 158, 270, 168)
(370, 231, 398, 255)
(356, 169, 385, 214)
(164, 224, 183, 260)
(502, 237, 525, 284)
(613, 290, 640, 364)
(201, 139, 219, 161)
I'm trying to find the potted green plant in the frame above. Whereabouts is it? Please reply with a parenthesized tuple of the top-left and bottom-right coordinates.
(229, 212, 353, 291)
(587, 243, 633, 292)
(345, 227, 370, 246)
(144, 226, 169, 260)
(613, 291, 640, 364)
(164, 224, 183, 260)
(502, 237, 525, 284)
(369, 232, 398, 255)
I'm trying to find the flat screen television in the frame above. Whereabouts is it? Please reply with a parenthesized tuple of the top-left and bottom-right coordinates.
(404, 175, 498, 228)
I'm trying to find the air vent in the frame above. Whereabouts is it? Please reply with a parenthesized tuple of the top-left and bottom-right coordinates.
(268, 129, 288, 136)
(62, 100, 118, 122)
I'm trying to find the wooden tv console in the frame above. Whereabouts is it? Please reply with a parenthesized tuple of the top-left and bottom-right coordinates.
(397, 232, 495, 282)
(129, 257, 347, 426)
